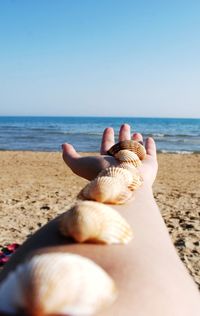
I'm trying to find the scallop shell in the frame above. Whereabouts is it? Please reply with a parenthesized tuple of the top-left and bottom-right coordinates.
(0, 253, 117, 316)
(107, 140, 146, 160)
(98, 166, 133, 187)
(118, 163, 143, 181)
(128, 174, 143, 191)
(115, 150, 142, 167)
(118, 162, 138, 174)
(78, 176, 133, 204)
(59, 200, 133, 244)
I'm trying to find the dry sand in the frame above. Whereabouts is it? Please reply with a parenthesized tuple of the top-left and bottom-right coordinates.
(0, 151, 199, 288)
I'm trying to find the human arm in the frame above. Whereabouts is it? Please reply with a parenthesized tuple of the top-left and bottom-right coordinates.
(61, 123, 200, 315)
(0, 124, 199, 315)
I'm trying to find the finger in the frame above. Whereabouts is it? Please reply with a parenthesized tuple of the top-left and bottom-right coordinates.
(62, 143, 80, 167)
(119, 124, 131, 141)
(132, 132, 143, 144)
(145, 137, 157, 158)
(100, 127, 115, 155)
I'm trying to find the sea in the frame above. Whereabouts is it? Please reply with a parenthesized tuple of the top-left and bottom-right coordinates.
(0, 116, 199, 153)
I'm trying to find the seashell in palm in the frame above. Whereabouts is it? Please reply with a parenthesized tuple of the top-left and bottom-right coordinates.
(115, 150, 142, 167)
(107, 140, 146, 160)
(59, 200, 133, 244)
(118, 163, 143, 190)
(118, 162, 139, 175)
(78, 176, 133, 204)
(128, 174, 143, 191)
(98, 166, 134, 187)
(0, 252, 117, 316)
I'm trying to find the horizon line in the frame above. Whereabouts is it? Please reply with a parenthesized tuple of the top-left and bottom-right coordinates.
(0, 115, 199, 120)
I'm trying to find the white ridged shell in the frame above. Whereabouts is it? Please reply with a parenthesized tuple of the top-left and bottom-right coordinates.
(118, 163, 143, 183)
(78, 176, 132, 204)
(115, 150, 142, 167)
(128, 174, 143, 191)
(98, 167, 133, 187)
(0, 253, 117, 316)
(118, 162, 138, 174)
(59, 200, 133, 244)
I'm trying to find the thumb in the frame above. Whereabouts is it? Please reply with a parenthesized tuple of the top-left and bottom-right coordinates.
(62, 143, 80, 167)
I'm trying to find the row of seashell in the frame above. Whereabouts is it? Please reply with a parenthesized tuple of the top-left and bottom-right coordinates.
(60, 141, 146, 244)
(0, 140, 146, 316)
(78, 141, 146, 205)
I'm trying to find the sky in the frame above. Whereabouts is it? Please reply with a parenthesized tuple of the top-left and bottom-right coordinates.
(0, 0, 200, 118)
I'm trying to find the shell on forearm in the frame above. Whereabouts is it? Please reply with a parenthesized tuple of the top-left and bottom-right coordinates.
(0, 252, 117, 316)
(78, 176, 133, 204)
(59, 200, 133, 244)
(128, 174, 143, 191)
(98, 166, 134, 187)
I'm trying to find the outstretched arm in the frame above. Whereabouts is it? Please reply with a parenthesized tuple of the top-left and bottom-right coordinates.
(1, 124, 199, 316)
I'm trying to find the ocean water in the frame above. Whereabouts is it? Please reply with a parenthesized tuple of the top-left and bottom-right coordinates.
(0, 116, 199, 153)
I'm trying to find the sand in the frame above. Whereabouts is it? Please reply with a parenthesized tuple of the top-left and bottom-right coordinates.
(0, 151, 199, 288)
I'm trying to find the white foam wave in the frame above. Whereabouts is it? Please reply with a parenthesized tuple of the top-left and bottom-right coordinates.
(160, 150, 194, 154)
(152, 133, 165, 137)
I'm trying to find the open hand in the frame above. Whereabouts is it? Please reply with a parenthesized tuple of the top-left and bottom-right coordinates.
(62, 124, 158, 186)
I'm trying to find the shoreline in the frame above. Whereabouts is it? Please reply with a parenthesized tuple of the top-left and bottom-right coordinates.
(0, 149, 199, 154)
(0, 151, 199, 288)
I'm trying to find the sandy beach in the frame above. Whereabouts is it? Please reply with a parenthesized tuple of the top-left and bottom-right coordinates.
(0, 151, 199, 288)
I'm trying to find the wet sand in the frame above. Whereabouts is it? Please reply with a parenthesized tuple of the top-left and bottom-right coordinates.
(0, 151, 199, 288)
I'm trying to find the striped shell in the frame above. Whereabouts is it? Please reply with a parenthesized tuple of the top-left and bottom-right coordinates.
(107, 140, 146, 160)
(118, 163, 143, 182)
(59, 200, 133, 244)
(98, 166, 134, 187)
(118, 162, 138, 174)
(115, 150, 142, 167)
(78, 176, 133, 204)
(128, 174, 143, 191)
(0, 253, 117, 316)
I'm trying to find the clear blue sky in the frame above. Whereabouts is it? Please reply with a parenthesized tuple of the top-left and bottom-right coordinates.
(0, 0, 199, 117)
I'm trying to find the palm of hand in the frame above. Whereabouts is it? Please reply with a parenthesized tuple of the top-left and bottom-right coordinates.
(62, 124, 158, 187)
